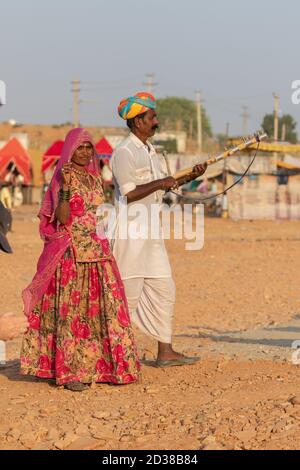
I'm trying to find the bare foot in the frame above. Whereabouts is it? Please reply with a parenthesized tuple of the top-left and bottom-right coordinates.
(157, 342, 188, 361)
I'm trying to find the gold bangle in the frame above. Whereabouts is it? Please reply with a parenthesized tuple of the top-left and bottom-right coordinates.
(59, 188, 71, 201)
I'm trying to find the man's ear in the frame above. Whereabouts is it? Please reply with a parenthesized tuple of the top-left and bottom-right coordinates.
(134, 116, 140, 129)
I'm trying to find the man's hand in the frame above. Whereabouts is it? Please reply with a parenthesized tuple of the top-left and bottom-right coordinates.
(192, 162, 207, 177)
(160, 176, 179, 191)
(176, 162, 208, 187)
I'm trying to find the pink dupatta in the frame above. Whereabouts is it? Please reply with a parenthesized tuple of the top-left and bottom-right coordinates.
(22, 128, 99, 316)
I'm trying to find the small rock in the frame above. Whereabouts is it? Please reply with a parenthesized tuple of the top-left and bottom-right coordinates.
(201, 435, 216, 446)
(11, 398, 26, 405)
(36, 427, 48, 440)
(92, 430, 115, 440)
(181, 418, 193, 426)
(144, 386, 160, 394)
(202, 442, 224, 450)
(195, 413, 204, 424)
(290, 396, 300, 406)
(54, 432, 77, 450)
(24, 412, 39, 422)
(65, 437, 100, 450)
(271, 420, 287, 433)
(135, 435, 149, 444)
(92, 411, 111, 420)
(32, 441, 51, 450)
(123, 410, 137, 420)
(119, 434, 133, 443)
(7, 428, 22, 440)
(75, 424, 90, 436)
(19, 431, 37, 449)
(47, 428, 61, 441)
(235, 429, 256, 442)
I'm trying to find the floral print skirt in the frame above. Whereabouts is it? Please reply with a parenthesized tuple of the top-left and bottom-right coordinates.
(20, 248, 140, 385)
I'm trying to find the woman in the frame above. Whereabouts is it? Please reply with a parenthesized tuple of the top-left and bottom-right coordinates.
(20, 128, 140, 391)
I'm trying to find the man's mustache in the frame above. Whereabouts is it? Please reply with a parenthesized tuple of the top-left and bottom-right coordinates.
(152, 124, 159, 130)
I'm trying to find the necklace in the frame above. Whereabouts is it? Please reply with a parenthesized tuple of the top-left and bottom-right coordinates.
(71, 165, 95, 190)
(71, 166, 89, 177)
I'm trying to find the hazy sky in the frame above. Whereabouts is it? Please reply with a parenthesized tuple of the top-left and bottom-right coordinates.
(1, 0, 299, 135)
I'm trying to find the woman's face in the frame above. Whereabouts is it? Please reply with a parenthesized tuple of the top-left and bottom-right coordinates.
(71, 141, 94, 167)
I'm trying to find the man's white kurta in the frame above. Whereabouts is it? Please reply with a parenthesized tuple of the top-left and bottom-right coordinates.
(111, 132, 171, 280)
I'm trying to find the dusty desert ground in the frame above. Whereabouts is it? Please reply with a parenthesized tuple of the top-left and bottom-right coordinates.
(1, 205, 300, 450)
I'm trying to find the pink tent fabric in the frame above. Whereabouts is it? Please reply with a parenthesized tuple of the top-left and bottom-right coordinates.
(0, 138, 32, 184)
(42, 140, 64, 173)
(95, 137, 113, 156)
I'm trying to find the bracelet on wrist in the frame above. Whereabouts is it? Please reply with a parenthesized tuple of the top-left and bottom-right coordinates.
(59, 188, 71, 201)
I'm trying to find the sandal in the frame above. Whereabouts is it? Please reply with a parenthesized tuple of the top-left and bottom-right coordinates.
(63, 381, 89, 392)
(155, 356, 200, 368)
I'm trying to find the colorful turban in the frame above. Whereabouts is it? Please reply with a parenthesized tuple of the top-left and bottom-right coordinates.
(118, 92, 156, 120)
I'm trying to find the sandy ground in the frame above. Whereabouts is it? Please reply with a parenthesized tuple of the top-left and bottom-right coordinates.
(1, 206, 300, 450)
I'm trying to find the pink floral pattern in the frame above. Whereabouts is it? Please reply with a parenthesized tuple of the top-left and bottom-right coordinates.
(69, 194, 85, 216)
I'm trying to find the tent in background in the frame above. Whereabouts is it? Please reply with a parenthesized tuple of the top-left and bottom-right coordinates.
(42, 140, 64, 173)
(95, 137, 113, 162)
(0, 138, 32, 185)
(95, 137, 113, 187)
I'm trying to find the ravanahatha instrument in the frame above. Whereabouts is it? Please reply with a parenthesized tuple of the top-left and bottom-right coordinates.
(173, 131, 267, 181)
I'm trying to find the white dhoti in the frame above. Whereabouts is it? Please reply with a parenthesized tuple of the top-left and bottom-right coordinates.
(123, 277, 175, 343)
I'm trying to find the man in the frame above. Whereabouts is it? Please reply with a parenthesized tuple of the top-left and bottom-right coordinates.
(111, 92, 206, 367)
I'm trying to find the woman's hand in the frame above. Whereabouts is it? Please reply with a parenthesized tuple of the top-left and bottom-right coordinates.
(56, 163, 72, 224)
(61, 163, 73, 188)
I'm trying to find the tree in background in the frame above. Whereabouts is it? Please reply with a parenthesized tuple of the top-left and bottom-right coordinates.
(156, 97, 212, 140)
(153, 139, 177, 153)
(261, 113, 298, 143)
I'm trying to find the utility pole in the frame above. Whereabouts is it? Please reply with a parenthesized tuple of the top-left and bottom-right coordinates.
(189, 117, 193, 139)
(281, 123, 286, 141)
(195, 90, 202, 153)
(273, 92, 279, 141)
(222, 124, 229, 191)
(143, 73, 157, 94)
(225, 122, 230, 138)
(222, 122, 229, 218)
(241, 106, 250, 135)
(71, 79, 81, 127)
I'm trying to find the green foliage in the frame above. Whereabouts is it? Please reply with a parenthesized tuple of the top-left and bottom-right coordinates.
(156, 97, 212, 139)
(261, 113, 298, 143)
(153, 139, 177, 153)
(215, 133, 229, 148)
(52, 122, 73, 129)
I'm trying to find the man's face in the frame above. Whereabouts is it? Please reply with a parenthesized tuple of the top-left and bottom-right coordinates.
(136, 109, 159, 138)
